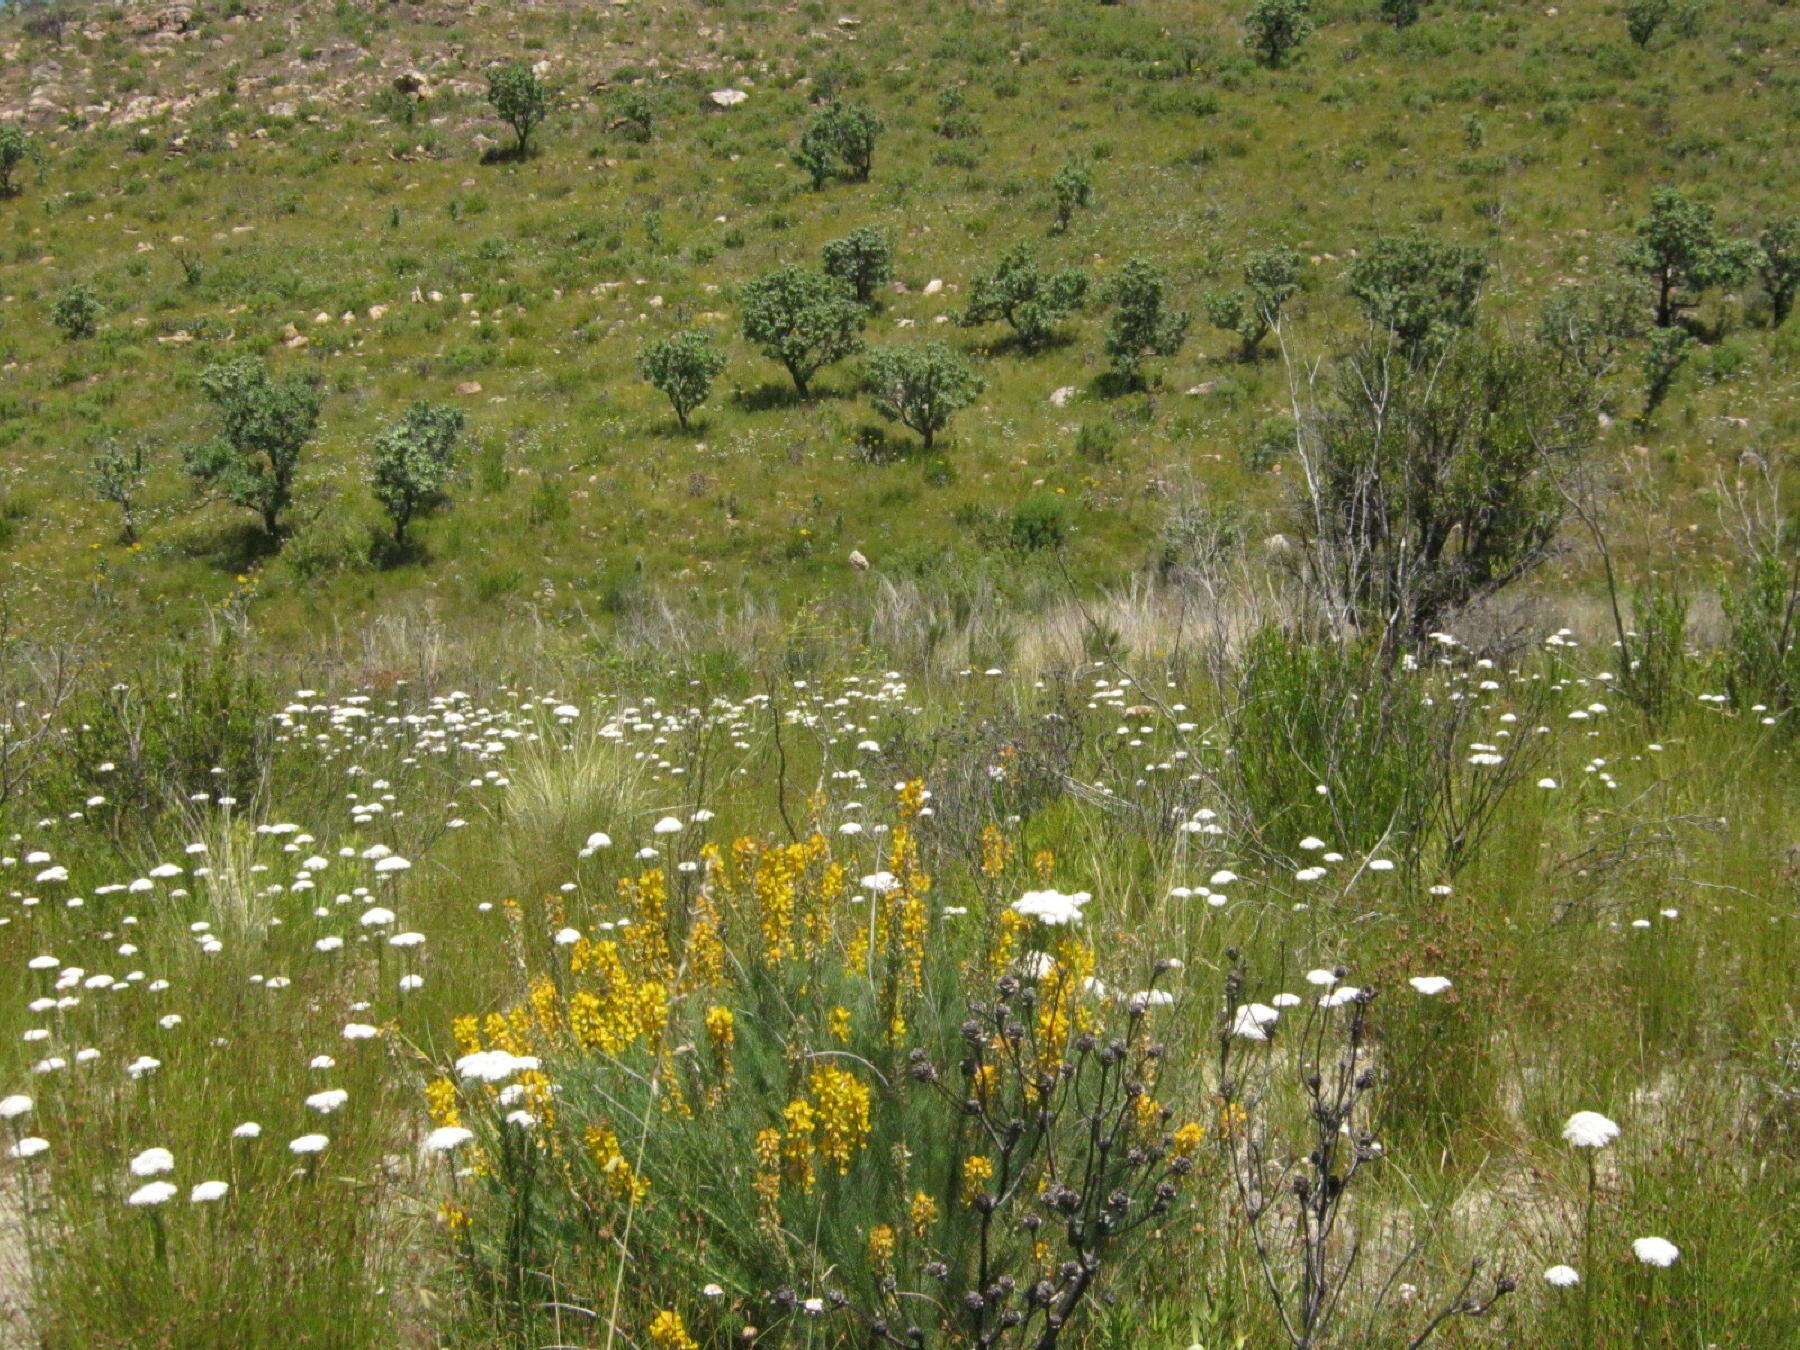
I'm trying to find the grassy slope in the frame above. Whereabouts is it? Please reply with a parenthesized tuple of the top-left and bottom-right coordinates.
(0, 0, 1794, 656)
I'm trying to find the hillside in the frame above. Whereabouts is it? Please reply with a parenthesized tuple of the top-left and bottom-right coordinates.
(0, 0, 1793, 659)
(0, 8, 1797, 1350)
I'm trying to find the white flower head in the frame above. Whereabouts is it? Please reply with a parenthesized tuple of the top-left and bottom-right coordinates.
(1562, 1111, 1621, 1149)
(129, 1146, 174, 1177)
(1011, 889, 1092, 927)
(128, 1180, 177, 1207)
(423, 1125, 475, 1154)
(1408, 976, 1452, 996)
(190, 1180, 230, 1203)
(1543, 1265, 1580, 1288)
(1631, 1236, 1679, 1268)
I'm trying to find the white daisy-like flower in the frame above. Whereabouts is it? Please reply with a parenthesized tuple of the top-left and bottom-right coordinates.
(128, 1180, 177, 1206)
(1562, 1111, 1621, 1149)
(1011, 889, 1092, 926)
(129, 1147, 174, 1177)
(423, 1126, 475, 1154)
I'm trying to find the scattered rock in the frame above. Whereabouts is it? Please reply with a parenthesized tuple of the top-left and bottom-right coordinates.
(455, 381, 483, 396)
(922, 278, 943, 296)
(849, 549, 870, 571)
(1050, 385, 1077, 407)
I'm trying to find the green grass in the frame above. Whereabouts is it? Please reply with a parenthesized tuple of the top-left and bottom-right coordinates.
(0, 628, 1793, 1348)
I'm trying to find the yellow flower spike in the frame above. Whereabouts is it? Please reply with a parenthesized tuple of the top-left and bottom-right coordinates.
(808, 1065, 872, 1173)
(980, 824, 1012, 878)
(1032, 849, 1055, 882)
(451, 1015, 482, 1056)
(584, 1125, 651, 1205)
(827, 1005, 851, 1042)
(439, 1201, 470, 1236)
(868, 1224, 897, 1271)
(908, 1189, 938, 1240)
(961, 1155, 994, 1206)
(1172, 1121, 1206, 1158)
(781, 1098, 817, 1192)
(425, 1076, 461, 1129)
(647, 1310, 699, 1350)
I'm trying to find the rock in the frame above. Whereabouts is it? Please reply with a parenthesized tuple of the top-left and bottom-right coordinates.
(849, 549, 870, 571)
(709, 88, 749, 108)
(1050, 385, 1077, 407)
(284, 334, 309, 350)
(393, 70, 430, 98)
(923, 278, 943, 296)
(313, 312, 331, 325)
(269, 102, 297, 118)
(455, 381, 482, 396)
(1185, 382, 1218, 397)
(1263, 533, 1294, 555)
(367, 304, 388, 321)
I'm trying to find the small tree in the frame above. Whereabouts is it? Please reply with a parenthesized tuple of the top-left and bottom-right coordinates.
(795, 101, 882, 188)
(485, 62, 550, 158)
(1622, 186, 1759, 328)
(1346, 229, 1487, 361)
(1244, 0, 1313, 68)
(1051, 160, 1093, 233)
(739, 266, 867, 396)
(1624, 0, 1673, 47)
(51, 283, 102, 341)
(369, 401, 465, 547)
(636, 330, 727, 430)
(1757, 216, 1798, 327)
(820, 225, 894, 304)
(1205, 246, 1300, 360)
(1294, 336, 1594, 640)
(1640, 326, 1693, 416)
(1104, 259, 1190, 388)
(0, 125, 30, 198)
(960, 243, 1088, 350)
(862, 342, 984, 449)
(184, 356, 322, 540)
(89, 439, 149, 545)
(1379, 0, 1424, 28)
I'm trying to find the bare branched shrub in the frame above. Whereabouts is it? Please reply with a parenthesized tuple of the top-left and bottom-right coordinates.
(1285, 335, 1595, 644)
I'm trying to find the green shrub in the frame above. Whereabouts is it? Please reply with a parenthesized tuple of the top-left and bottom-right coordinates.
(51, 283, 103, 341)
(1005, 491, 1068, 551)
(961, 244, 1087, 350)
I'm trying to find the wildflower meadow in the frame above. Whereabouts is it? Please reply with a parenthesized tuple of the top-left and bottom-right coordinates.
(0, 621, 1792, 1348)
